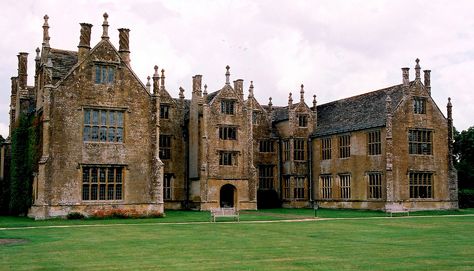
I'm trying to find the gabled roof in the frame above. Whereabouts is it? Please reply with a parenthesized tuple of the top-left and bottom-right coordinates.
(313, 84, 405, 137)
(49, 48, 78, 80)
(270, 106, 289, 123)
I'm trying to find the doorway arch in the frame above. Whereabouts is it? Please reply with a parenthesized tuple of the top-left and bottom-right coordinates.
(220, 184, 236, 208)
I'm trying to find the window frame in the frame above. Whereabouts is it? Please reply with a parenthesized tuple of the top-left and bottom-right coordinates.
(294, 138, 305, 161)
(367, 130, 381, 156)
(164, 173, 173, 200)
(259, 140, 274, 153)
(339, 134, 351, 158)
(160, 104, 170, 119)
(408, 129, 433, 155)
(294, 177, 306, 199)
(159, 135, 172, 160)
(339, 174, 351, 199)
(219, 151, 238, 166)
(298, 114, 308, 127)
(83, 108, 124, 143)
(321, 137, 332, 160)
(368, 172, 383, 199)
(82, 165, 124, 201)
(219, 126, 237, 140)
(320, 175, 332, 199)
(258, 165, 274, 190)
(409, 172, 433, 199)
(95, 64, 115, 84)
(221, 99, 236, 115)
(413, 97, 426, 114)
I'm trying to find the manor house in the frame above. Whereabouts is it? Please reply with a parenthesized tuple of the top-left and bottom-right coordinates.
(2, 14, 458, 219)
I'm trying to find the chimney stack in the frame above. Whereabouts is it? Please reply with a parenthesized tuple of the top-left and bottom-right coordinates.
(424, 70, 431, 96)
(78, 23, 93, 61)
(234, 79, 243, 99)
(17, 52, 28, 89)
(118, 28, 130, 65)
(192, 75, 202, 95)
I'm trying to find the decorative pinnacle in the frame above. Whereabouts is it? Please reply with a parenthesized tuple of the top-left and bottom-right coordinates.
(146, 76, 151, 86)
(225, 65, 230, 85)
(42, 14, 50, 46)
(268, 97, 273, 106)
(448, 97, 452, 106)
(313, 94, 317, 104)
(288, 92, 293, 105)
(153, 65, 159, 77)
(203, 84, 208, 95)
(415, 58, 421, 79)
(160, 69, 165, 90)
(35, 47, 41, 59)
(101, 12, 109, 40)
(300, 84, 305, 101)
(179, 87, 185, 99)
(249, 81, 254, 98)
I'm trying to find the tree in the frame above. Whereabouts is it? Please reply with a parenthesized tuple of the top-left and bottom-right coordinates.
(454, 126, 474, 189)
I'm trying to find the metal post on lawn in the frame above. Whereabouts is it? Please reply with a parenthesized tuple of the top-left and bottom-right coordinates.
(314, 202, 319, 218)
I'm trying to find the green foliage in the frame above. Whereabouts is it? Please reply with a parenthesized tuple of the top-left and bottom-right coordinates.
(0, 134, 5, 143)
(454, 126, 474, 189)
(459, 189, 474, 208)
(8, 113, 39, 215)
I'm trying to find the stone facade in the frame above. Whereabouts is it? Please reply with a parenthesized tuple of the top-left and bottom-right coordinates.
(3, 15, 457, 219)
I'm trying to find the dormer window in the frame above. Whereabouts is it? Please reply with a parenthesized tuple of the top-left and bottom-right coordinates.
(95, 64, 115, 84)
(221, 100, 235, 115)
(298, 114, 308, 127)
(414, 97, 426, 114)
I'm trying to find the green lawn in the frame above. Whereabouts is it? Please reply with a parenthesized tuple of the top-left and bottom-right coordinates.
(1, 209, 474, 270)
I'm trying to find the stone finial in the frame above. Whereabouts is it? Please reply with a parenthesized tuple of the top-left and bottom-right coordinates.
(152, 65, 159, 94)
(42, 15, 50, 47)
(312, 94, 317, 111)
(248, 81, 254, 98)
(35, 47, 41, 60)
(179, 87, 185, 99)
(225, 65, 230, 85)
(402, 67, 410, 87)
(288, 92, 293, 106)
(146, 76, 151, 92)
(300, 84, 305, 102)
(203, 84, 208, 96)
(268, 97, 273, 111)
(415, 58, 421, 79)
(160, 69, 165, 90)
(101, 12, 109, 40)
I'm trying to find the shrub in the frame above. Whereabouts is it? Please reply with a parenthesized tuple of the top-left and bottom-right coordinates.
(67, 212, 85, 220)
(90, 208, 164, 219)
(459, 189, 474, 208)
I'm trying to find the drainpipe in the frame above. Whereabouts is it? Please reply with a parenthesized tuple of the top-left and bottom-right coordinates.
(308, 137, 313, 206)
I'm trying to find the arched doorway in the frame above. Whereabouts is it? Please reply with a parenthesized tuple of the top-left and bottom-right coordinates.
(220, 184, 236, 207)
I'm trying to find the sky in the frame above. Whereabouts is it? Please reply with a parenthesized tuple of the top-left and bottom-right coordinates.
(1, 0, 473, 138)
